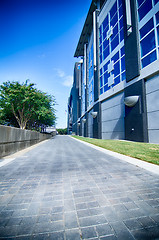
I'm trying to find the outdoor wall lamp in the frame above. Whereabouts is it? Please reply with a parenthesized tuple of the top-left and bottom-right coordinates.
(91, 112, 98, 118)
(82, 119, 86, 123)
(124, 96, 139, 107)
(78, 123, 80, 126)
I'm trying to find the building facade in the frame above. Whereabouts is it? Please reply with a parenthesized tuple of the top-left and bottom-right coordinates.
(68, 0, 159, 143)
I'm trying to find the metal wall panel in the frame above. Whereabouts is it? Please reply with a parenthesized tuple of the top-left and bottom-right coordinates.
(146, 74, 159, 143)
(101, 92, 125, 139)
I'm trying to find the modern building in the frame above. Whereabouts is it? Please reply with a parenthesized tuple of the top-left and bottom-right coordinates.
(68, 0, 159, 143)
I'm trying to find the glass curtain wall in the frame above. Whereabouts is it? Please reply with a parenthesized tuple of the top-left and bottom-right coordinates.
(99, 0, 126, 95)
(88, 43, 94, 106)
(82, 63, 86, 115)
(137, 0, 159, 68)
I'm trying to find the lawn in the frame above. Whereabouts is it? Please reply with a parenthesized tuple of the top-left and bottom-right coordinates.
(72, 136, 159, 165)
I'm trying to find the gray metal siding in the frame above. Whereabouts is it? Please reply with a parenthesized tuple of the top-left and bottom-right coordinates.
(82, 120, 84, 137)
(88, 110, 93, 138)
(146, 74, 159, 143)
(101, 92, 125, 139)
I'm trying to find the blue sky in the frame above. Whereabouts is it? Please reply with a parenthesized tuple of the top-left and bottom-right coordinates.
(0, 0, 91, 128)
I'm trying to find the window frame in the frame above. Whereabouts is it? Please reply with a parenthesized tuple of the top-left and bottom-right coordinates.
(137, 0, 159, 68)
(98, 0, 126, 95)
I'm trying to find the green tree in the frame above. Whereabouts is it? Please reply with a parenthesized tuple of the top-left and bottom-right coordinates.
(0, 80, 56, 130)
(57, 128, 67, 135)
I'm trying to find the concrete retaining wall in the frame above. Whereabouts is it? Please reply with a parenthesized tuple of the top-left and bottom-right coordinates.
(0, 125, 52, 158)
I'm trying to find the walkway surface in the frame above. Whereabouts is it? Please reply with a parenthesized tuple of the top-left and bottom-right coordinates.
(0, 135, 159, 240)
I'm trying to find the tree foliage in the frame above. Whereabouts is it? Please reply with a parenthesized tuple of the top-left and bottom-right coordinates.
(57, 128, 67, 135)
(0, 80, 56, 130)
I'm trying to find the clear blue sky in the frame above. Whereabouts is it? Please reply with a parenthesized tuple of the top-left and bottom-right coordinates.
(0, 0, 91, 128)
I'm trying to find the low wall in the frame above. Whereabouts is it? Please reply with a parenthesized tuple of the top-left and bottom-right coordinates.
(0, 125, 52, 158)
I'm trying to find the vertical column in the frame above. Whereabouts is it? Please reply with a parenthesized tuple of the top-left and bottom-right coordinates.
(122, 0, 140, 81)
(93, 10, 101, 139)
(93, 102, 102, 139)
(84, 44, 87, 112)
(93, 10, 100, 101)
(83, 43, 88, 137)
(124, 79, 148, 142)
(125, 0, 132, 35)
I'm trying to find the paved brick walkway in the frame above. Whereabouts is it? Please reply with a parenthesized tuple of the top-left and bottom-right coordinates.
(0, 135, 159, 239)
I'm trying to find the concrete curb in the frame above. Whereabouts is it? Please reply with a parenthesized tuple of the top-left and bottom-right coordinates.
(70, 136, 159, 175)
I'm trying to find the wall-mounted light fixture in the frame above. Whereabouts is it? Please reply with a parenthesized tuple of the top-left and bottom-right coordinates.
(91, 112, 98, 118)
(82, 119, 86, 123)
(124, 96, 139, 107)
(78, 123, 81, 126)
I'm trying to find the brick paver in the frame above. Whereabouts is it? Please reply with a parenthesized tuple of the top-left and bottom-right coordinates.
(0, 135, 159, 239)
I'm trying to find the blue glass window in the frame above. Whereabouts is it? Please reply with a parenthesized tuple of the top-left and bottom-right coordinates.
(103, 39, 109, 50)
(99, 0, 126, 94)
(91, 67, 94, 77)
(140, 31, 156, 57)
(110, 1, 117, 19)
(119, 18, 123, 30)
(121, 56, 125, 71)
(103, 15, 108, 30)
(100, 76, 103, 87)
(157, 26, 159, 44)
(103, 61, 110, 72)
(100, 88, 103, 95)
(110, 13, 118, 27)
(100, 54, 103, 64)
(156, 11, 159, 25)
(111, 24, 118, 40)
(154, 0, 159, 4)
(119, 6, 123, 18)
(122, 72, 126, 81)
(103, 29, 107, 40)
(138, 0, 152, 21)
(104, 72, 110, 84)
(88, 44, 94, 105)
(100, 45, 102, 55)
(100, 68, 103, 75)
(111, 35, 119, 51)
(113, 61, 120, 77)
(111, 51, 119, 63)
(118, 0, 122, 7)
(113, 76, 120, 85)
(140, 18, 154, 39)
(99, 26, 102, 36)
(89, 69, 91, 77)
(120, 28, 124, 41)
(104, 84, 110, 92)
(99, 36, 102, 45)
(142, 50, 157, 67)
(137, 0, 145, 7)
(121, 46, 125, 56)
(103, 46, 109, 60)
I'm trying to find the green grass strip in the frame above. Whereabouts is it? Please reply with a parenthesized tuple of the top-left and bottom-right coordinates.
(72, 136, 159, 165)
